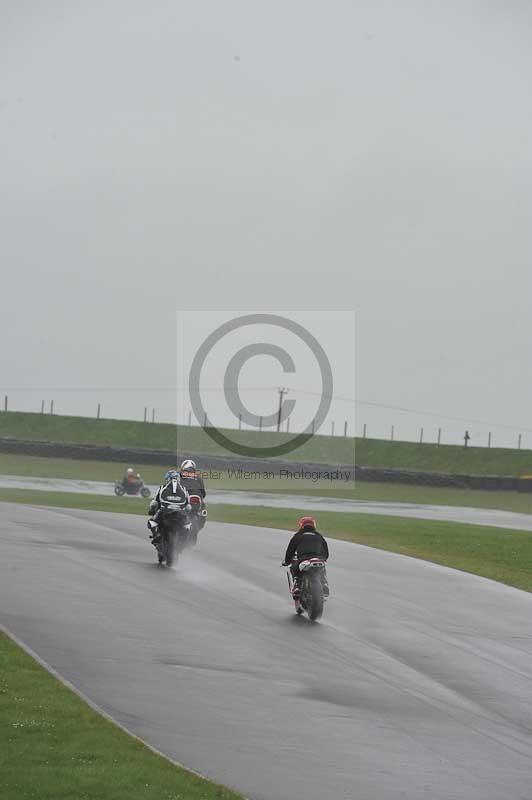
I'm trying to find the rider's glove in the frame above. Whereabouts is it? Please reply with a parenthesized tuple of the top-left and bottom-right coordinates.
(281, 562, 288, 567)
(185, 503, 192, 512)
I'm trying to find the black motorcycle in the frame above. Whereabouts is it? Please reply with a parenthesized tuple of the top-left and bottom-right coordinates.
(153, 499, 190, 567)
(187, 494, 207, 545)
(286, 558, 328, 621)
(114, 480, 151, 498)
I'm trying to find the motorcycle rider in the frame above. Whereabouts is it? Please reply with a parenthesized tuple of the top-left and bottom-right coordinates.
(179, 459, 207, 539)
(123, 467, 141, 488)
(282, 516, 330, 599)
(178, 459, 206, 499)
(147, 470, 190, 545)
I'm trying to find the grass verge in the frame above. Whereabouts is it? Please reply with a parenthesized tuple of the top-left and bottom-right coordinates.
(1, 488, 531, 593)
(0, 631, 244, 800)
(2, 410, 532, 475)
(2, 453, 532, 514)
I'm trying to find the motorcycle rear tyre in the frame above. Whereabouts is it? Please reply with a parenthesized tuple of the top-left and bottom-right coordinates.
(165, 530, 177, 567)
(308, 576, 324, 621)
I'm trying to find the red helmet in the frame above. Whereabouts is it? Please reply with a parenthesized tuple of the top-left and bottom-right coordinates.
(298, 516, 316, 531)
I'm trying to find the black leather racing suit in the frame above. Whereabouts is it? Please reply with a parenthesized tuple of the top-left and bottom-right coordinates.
(179, 473, 206, 499)
(284, 527, 329, 596)
(148, 479, 189, 542)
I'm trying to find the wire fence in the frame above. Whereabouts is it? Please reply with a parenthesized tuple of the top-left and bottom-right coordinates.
(0, 391, 530, 451)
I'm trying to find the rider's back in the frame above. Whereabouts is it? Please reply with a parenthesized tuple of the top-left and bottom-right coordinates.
(289, 529, 328, 560)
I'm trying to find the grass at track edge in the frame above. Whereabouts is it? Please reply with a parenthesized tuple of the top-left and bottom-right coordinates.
(0, 628, 245, 800)
(2, 451, 532, 514)
(1, 487, 531, 593)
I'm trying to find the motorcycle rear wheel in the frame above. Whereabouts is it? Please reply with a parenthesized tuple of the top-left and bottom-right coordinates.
(165, 530, 177, 567)
(308, 577, 324, 621)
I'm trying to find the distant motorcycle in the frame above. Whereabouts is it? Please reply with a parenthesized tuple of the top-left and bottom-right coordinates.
(286, 558, 328, 621)
(114, 480, 151, 498)
(187, 494, 207, 545)
(152, 497, 190, 567)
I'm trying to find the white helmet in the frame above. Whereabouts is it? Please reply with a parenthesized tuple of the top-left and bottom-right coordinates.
(180, 459, 196, 473)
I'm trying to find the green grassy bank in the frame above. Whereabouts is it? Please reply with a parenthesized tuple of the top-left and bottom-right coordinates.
(1, 411, 532, 475)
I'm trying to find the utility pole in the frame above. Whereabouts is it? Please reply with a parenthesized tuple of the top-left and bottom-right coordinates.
(277, 387, 288, 433)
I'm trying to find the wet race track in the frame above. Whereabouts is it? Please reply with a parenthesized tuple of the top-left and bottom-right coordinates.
(1, 503, 532, 799)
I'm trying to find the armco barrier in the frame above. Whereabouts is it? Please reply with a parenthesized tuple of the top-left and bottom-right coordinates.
(0, 437, 526, 492)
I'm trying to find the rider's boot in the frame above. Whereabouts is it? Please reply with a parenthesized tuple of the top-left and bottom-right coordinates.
(147, 519, 161, 545)
(291, 577, 301, 598)
(322, 573, 330, 599)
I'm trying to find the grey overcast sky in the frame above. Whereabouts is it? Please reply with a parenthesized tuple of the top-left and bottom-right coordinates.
(1, 1, 531, 447)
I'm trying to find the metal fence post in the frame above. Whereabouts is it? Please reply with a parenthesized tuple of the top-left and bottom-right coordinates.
(488, 432, 491, 448)
(41, 400, 45, 414)
(344, 420, 348, 437)
(203, 412, 207, 427)
(518, 434, 522, 450)
(151, 409, 155, 424)
(420, 427, 423, 444)
(97, 403, 101, 420)
(144, 407, 147, 423)
(363, 423, 366, 439)
(391, 425, 394, 441)
(50, 400, 54, 415)
(4, 395, 7, 412)
(259, 416, 263, 432)
(239, 414, 242, 430)
(437, 427, 441, 445)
